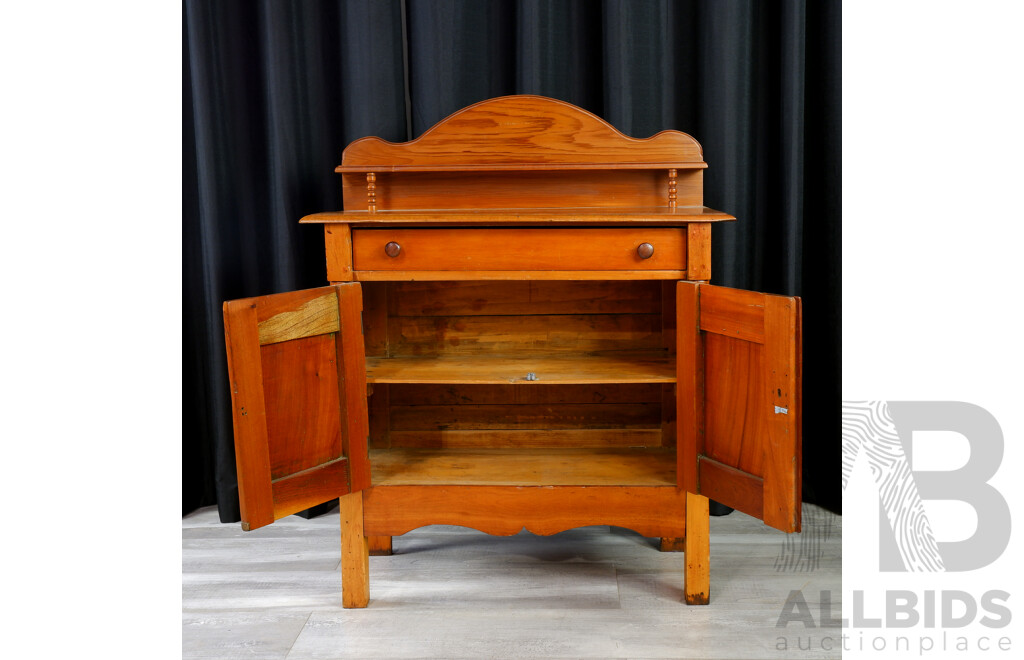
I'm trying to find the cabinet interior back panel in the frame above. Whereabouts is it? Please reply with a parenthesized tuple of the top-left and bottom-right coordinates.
(376, 280, 666, 357)
(341, 170, 702, 211)
(390, 281, 662, 316)
(364, 280, 674, 452)
(371, 383, 669, 450)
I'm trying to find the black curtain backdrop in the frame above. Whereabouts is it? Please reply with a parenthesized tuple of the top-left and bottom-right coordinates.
(184, 0, 841, 521)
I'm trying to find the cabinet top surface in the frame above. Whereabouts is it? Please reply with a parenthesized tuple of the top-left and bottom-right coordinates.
(301, 206, 735, 225)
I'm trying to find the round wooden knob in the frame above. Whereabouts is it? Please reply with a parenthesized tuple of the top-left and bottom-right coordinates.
(384, 241, 401, 258)
(637, 243, 654, 259)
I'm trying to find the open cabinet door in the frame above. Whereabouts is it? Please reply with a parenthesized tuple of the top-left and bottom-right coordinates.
(222, 284, 370, 531)
(678, 282, 802, 533)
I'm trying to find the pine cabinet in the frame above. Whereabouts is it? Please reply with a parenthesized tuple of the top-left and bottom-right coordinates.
(222, 96, 802, 608)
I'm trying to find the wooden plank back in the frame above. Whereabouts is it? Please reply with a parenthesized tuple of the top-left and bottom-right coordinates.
(369, 448, 675, 487)
(363, 280, 673, 451)
(340, 170, 703, 210)
(387, 314, 664, 356)
(222, 284, 369, 531)
(387, 383, 665, 405)
(381, 280, 665, 357)
(338, 95, 707, 211)
(389, 281, 662, 317)
(339, 95, 705, 170)
(677, 282, 802, 533)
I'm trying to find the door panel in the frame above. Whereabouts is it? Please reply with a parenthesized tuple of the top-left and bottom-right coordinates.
(677, 282, 802, 533)
(223, 284, 368, 531)
(261, 334, 344, 479)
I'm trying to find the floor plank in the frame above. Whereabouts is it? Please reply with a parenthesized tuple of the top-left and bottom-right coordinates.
(182, 504, 841, 659)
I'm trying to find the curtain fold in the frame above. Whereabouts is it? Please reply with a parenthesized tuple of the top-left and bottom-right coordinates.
(406, 0, 518, 134)
(183, 0, 841, 520)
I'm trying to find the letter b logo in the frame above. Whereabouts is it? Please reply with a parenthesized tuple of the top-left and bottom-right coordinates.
(842, 401, 1010, 571)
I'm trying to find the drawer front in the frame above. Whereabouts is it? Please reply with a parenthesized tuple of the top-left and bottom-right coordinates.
(351, 228, 686, 274)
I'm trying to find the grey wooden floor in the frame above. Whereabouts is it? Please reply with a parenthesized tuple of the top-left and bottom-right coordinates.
(183, 503, 841, 659)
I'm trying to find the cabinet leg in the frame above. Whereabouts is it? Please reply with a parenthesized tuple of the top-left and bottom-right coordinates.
(684, 492, 710, 605)
(339, 491, 369, 608)
(368, 535, 393, 556)
(659, 537, 686, 552)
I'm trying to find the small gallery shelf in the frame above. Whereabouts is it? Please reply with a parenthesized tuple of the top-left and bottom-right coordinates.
(369, 447, 677, 487)
(364, 353, 676, 385)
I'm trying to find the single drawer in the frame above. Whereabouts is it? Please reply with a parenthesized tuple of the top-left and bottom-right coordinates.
(351, 228, 686, 275)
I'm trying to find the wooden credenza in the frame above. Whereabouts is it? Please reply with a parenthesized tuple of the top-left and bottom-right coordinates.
(222, 95, 802, 608)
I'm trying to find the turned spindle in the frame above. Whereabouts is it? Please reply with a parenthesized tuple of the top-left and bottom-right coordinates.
(366, 172, 377, 212)
(668, 168, 677, 208)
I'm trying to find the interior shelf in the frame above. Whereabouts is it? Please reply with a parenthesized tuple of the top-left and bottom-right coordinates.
(365, 353, 676, 385)
(369, 447, 676, 486)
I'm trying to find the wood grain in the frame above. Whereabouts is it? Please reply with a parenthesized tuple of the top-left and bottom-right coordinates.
(354, 269, 689, 281)
(352, 228, 686, 272)
(686, 223, 711, 281)
(762, 295, 802, 532)
(362, 485, 687, 538)
(680, 284, 802, 535)
(339, 492, 369, 608)
(367, 535, 393, 556)
(388, 313, 663, 356)
(324, 224, 353, 282)
(367, 385, 390, 448)
(388, 280, 661, 317)
(302, 208, 734, 224)
(369, 448, 676, 486)
(271, 458, 350, 521)
(703, 333, 766, 477)
(389, 402, 661, 431)
(222, 299, 275, 531)
(253, 287, 337, 325)
(684, 492, 710, 605)
(339, 95, 705, 170)
(256, 292, 339, 345)
(365, 353, 675, 384)
(676, 282, 702, 493)
(660, 281, 677, 351)
(386, 383, 665, 406)
(698, 457, 764, 521)
(360, 282, 388, 355)
(251, 289, 337, 344)
(385, 429, 663, 449)
(659, 537, 685, 552)
(223, 286, 359, 533)
(335, 283, 371, 492)
(661, 383, 677, 448)
(342, 170, 706, 211)
(661, 283, 677, 448)
(260, 334, 343, 479)
(698, 285, 766, 344)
